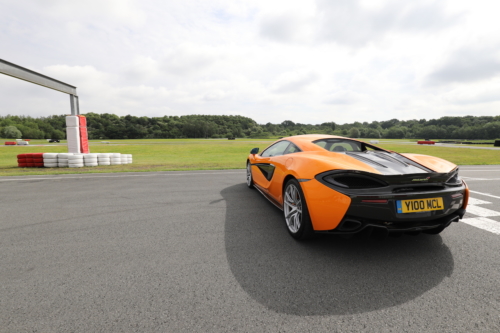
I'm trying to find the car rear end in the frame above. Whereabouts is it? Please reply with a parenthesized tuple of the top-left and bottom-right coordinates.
(315, 165, 468, 236)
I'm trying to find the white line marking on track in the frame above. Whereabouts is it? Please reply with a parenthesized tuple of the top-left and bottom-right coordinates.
(467, 197, 491, 205)
(462, 177, 488, 180)
(459, 169, 500, 171)
(462, 217, 500, 235)
(469, 190, 500, 200)
(0, 171, 244, 182)
(465, 205, 500, 217)
(462, 177, 500, 181)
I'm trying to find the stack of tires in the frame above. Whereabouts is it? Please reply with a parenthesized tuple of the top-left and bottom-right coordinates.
(17, 153, 44, 167)
(83, 154, 98, 167)
(32, 153, 44, 167)
(25, 154, 34, 167)
(43, 153, 58, 168)
(110, 153, 122, 165)
(97, 154, 111, 166)
(68, 154, 84, 168)
(17, 152, 132, 168)
(17, 154, 27, 167)
(57, 153, 72, 167)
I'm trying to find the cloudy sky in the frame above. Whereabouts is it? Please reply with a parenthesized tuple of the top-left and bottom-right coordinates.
(1, 0, 500, 125)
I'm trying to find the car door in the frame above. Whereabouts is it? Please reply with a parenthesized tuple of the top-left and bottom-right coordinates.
(251, 140, 291, 192)
(267, 142, 302, 202)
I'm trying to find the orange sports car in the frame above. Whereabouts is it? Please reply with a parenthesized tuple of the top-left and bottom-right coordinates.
(246, 135, 469, 239)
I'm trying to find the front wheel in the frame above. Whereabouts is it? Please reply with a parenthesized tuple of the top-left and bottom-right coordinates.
(283, 179, 314, 240)
(246, 162, 254, 188)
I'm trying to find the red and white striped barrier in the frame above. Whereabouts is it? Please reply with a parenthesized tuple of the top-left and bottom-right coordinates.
(17, 153, 133, 168)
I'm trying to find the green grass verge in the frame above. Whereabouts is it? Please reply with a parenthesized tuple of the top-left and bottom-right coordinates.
(0, 139, 274, 176)
(379, 144, 500, 165)
(0, 139, 498, 177)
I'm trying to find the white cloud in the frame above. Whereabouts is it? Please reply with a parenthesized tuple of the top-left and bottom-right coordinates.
(324, 90, 364, 105)
(1, 0, 500, 125)
(160, 43, 221, 76)
(426, 45, 500, 85)
(259, 11, 314, 43)
(39, 0, 146, 25)
(316, 0, 460, 47)
(269, 71, 319, 94)
(441, 79, 500, 105)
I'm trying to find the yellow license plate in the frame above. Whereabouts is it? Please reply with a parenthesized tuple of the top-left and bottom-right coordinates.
(396, 197, 444, 213)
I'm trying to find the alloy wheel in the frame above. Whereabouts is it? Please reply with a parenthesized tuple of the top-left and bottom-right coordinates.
(284, 184, 302, 233)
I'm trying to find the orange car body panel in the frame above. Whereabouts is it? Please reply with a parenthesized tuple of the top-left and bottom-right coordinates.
(400, 153, 457, 173)
(248, 135, 465, 231)
(300, 179, 352, 230)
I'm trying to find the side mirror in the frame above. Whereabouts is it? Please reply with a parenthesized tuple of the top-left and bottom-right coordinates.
(250, 148, 259, 155)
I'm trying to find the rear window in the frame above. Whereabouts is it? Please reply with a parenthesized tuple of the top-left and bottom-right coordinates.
(313, 139, 368, 152)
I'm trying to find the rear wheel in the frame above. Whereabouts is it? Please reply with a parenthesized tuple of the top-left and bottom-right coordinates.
(283, 179, 314, 240)
(246, 162, 254, 188)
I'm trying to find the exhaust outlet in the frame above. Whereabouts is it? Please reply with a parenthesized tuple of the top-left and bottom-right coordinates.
(338, 219, 362, 231)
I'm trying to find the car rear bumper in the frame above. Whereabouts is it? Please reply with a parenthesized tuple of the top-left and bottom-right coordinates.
(325, 186, 466, 234)
(327, 208, 465, 235)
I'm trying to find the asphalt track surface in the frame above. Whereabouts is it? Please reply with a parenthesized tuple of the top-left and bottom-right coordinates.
(1, 166, 499, 332)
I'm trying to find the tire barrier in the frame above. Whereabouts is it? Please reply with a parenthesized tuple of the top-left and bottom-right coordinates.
(68, 154, 84, 168)
(43, 153, 58, 167)
(17, 153, 133, 168)
(66, 115, 90, 154)
(32, 153, 44, 167)
(98, 153, 111, 166)
(83, 153, 98, 167)
(5, 142, 17, 145)
(66, 126, 81, 153)
(17, 153, 45, 167)
(78, 115, 90, 154)
(17, 153, 27, 167)
(110, 153, 122, 165)
(417, 141, 435, 145)
(44, 163, 58, 168)
(57, 153, 72, 167)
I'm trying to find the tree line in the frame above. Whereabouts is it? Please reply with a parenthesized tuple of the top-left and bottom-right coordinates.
(1, 113, 500, 140)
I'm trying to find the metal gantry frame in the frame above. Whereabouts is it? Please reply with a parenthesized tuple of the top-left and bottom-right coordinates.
(0, 58, 80, 115)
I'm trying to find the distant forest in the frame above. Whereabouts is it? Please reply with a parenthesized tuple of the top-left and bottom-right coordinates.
(1, 113, 500, 140)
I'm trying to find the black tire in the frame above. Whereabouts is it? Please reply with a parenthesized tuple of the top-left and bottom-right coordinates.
(246, 162, 254, 189)
(283, 179, 314, 240)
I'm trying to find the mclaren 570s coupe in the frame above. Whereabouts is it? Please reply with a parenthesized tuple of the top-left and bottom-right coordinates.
(246, 135, 469, 239)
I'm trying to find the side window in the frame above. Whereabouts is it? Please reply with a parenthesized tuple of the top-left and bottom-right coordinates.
(284, 143, 301, 154)
(314, 139, 383, 152)
(329, 142, 359, 152)
(261, 141, 291, 157)
(315, 139, 363, 152)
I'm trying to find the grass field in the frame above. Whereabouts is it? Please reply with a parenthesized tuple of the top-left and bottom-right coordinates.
(1, 138, 499, 176)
